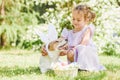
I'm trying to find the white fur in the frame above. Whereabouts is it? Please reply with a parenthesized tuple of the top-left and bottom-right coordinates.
(39, 39, 67, 73)
(39, 50, 60, 73)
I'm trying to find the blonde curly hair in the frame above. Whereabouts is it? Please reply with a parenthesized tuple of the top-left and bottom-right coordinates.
(73, 4, 95, 23)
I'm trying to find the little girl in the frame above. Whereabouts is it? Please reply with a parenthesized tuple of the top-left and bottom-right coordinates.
(41, 4, 105, 71)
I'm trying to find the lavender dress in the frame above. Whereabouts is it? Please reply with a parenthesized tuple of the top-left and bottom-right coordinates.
(61, 24, 105, 71)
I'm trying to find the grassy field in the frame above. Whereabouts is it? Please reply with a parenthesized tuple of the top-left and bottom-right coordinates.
(0, 50, 120, 80)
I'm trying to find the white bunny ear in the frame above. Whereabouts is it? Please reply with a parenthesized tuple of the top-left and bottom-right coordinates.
(47, 24, 58, 42)
(34, 28, 49, 44)
(34, 24, 58, 44)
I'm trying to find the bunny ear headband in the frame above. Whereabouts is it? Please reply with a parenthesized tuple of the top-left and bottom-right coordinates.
(34, 24, 58, 52)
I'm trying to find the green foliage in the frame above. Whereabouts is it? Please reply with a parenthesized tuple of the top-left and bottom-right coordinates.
(0, 0, 38, 48)
(101, 39, 120, 56)
(29, 0, 120, 56)
(0, 24, 25, 48)
(92, 0, 120, 55)
(0, 0, 120, 56)
(21, 25, 43, 50)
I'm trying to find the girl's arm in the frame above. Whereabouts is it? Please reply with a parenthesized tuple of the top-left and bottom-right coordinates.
(80, 28, 91, 45)
(66, 28, 91, 61)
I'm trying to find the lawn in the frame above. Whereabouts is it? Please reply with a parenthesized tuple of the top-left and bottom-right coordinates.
(0, 50, 120, 80)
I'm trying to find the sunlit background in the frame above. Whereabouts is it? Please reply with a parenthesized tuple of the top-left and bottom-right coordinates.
(0, 0, 120, 80)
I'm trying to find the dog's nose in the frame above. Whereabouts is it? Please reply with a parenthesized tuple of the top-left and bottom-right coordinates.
(65, 39, 68, 41)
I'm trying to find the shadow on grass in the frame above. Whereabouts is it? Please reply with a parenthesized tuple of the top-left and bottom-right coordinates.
(74, 64, 120, 80)
(1, 64, 120, 79)
(74, 71, 106, 80)
(0, 66, 41, 77)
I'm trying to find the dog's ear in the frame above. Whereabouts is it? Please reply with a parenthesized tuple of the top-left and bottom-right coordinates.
(48, 41, 59, 51)
(47, 24, 58, 42)
(34, 24, 58, 44)
(48, 42, 55, 51)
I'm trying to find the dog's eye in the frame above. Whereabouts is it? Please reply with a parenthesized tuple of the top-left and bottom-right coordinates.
(55, 40, 59, 42)
(65, 39, 68, 41)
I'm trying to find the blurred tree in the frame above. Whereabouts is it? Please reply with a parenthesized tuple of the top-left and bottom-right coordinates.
(0, 0, 38, 48)
(0, 0, 6, 47)
(0, 0, 119, 54)
(0, 0, 5, 24)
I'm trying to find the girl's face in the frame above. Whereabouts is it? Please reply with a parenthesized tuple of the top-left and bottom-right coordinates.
(72, 10, 86, 30)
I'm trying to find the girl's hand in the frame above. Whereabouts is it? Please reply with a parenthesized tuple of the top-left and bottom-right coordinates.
(67, 49, 74, 62)
(67, 49, 74, 54)
(41, 44, 48, 56)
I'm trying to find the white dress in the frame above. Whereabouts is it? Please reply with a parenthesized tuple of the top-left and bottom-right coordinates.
(61, 24, 106, 71)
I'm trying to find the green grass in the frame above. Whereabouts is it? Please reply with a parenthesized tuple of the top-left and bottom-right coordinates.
(0, 50, 120, 80)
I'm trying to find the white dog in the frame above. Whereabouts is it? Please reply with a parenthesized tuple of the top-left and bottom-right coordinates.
(40, 39, 67, 73)
(34, 24, 68, 73)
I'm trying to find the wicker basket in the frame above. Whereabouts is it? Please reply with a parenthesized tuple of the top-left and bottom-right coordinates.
(54, 68, 78, 77)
